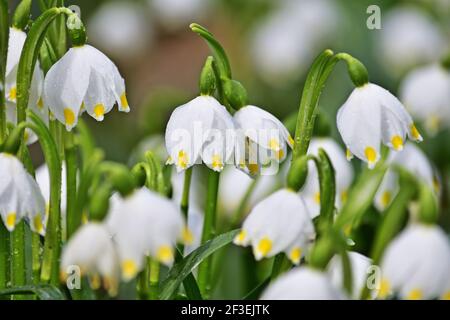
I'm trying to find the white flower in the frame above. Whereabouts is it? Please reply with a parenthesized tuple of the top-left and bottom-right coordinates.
(337, 83, 422, 169)
(88, 2, 153, 59)
(0, 153, 46, 235)
(400, 64, 450, 134)
(106, 188, 190, 281)
(43, 44, 129, 131)
(301, 138, 354, 218)
(233, 105, 293, 177)
(251, 0, 339, 84)
(60, 223, 119, 296)
(377, 6, 445, 75)
(379, 224, 450, 300)
(327, 251, 372, 299)
(219, 166, 280, 216)
(374, 143, 437, 211)
(5, 28, 47, 144)
(149, 0, 209, 31)
(233, 189, 314, 265)
(165, 95, 234, 173)
(261, 267, 345, 300)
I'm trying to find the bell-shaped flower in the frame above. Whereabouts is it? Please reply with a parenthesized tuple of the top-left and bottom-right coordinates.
(106, 188, 190, 281)
(60, 223, 119, 296)
(337, 83, 422, 169)
(43, 44, 129, 131)
(165, 95, 234, 173)
(233, 189, 314, 265)
(219, 166, 280, 217)
(327, 251, 372, 299)
(261, 267, 345, 300)
(301, 138, 354, 218)
(5, 28, 47, 144)
(379, 224, 450, 300)
(377, 7, 445, 75)
(0, 153, 46, 235)
(233, 105, 293, 177)
(400, 64, 450, 135)
(374, 143, 437, 211)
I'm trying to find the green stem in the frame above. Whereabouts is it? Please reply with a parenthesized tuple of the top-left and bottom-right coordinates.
(65, 130, 77, 239)
(138, 258, 150, 300)
(0, 0, 9, 290)
(149, 259, 160, 300)
(230, 179, 257, 228)
(180, 168, 193, 219)
(31, 233, 41, 285)
(11, 222, 26, 299)
(197, 171, 220, 297)
(25, 112, 62, 286)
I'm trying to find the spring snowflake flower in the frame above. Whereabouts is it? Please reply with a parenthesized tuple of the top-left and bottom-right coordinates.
(0, 153, 46, 235)
(5, 28, 47, 144)
(327, 251, 372, 299)
(400, 64, 450, 135)
(219, 166, 279, 216)
(165, 95, 234, 173)
(106, 188, 191, 281)
(374, 143, 437, 211)
(233, 189, 314, 265)
(43, 44, 130, 131)
(61, 223, 119, 296)
(233, 105, 293, 177)
(301, 138, 354, 218)
(88, 1, 153, 59)
(261, 267, 345, 300)
(337, 83, 422, 169)
(379, 224, 450, 300)
(377, 6, 445, 75)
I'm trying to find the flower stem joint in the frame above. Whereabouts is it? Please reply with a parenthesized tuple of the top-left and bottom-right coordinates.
(66, 12, 86, 47)
(336, 53, 369, 88)
(287, 155, 309, 192)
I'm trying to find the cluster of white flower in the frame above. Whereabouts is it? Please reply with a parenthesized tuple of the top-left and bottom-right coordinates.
(5, 27, 129, 133)
(60, 188, 191, 295)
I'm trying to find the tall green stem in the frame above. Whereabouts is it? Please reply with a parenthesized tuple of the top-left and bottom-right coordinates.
(65, 130, 77, 239)
(149, 259, 160, 300)
(0, 0, 10, 293)
(197, 171, 220, 297)
(180, 168, 193, 219)
(11, 222, 26, 299)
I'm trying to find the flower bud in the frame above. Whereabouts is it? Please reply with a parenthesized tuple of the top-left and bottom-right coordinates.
(287, 155, 309, 191)
(199, 56, 216, 96)
(336, 53, 369, 87)
(223, 79, 248, 110)
(12, 0, 31, 31)
(89, 184, 111, 222)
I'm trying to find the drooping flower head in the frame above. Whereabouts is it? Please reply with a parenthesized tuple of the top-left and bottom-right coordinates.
(5, 28, 47, 144)
(44, 44, 129, 131)
(400, 64, 450, 135)
(61, 223, 119, 296)
(337, 83, 422, 169)
(374, 143, 438, 211)
(106, 188, 191, 281)
(0, 153, 46, 235)
(379, 224, 450, 300)
(165, 95, 234, 173)
(261, 267, 345, 300)
(234, 189, 314, 265)
(327, 251, 372, 299)
(233, 105, 293, 177)
(301, 138, 354, 218)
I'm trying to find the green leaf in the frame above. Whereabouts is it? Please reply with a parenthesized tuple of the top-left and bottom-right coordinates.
(160, 229, 239, 300)
(242, 278, 270, 300)
(316, 148, 336, 228)
(190, 23, 232, 80)
(0, 285, 66, 300)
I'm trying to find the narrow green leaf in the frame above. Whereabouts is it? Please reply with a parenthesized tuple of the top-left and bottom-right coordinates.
(160, 229, 239, 300)
(0, 285, 66, 300)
